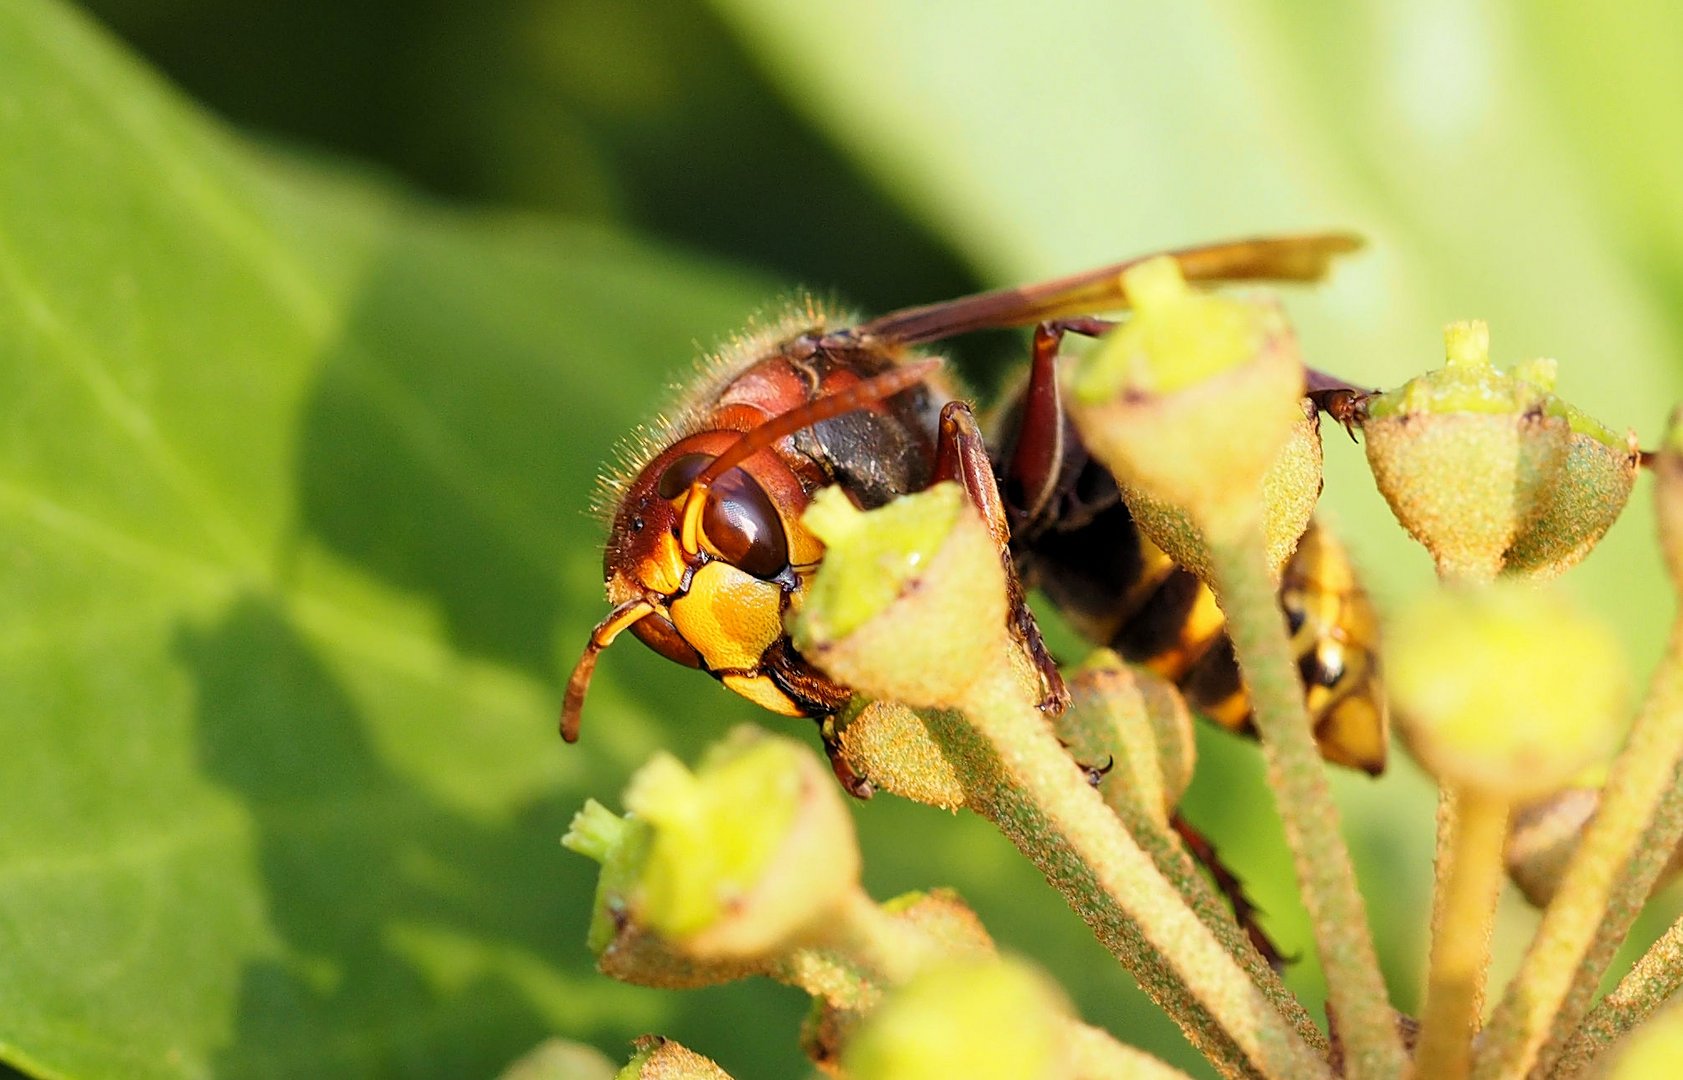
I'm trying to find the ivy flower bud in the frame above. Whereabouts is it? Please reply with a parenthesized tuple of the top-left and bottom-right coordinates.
(832, 700, 968, 810)
(841, 958, 1072, 1080)
(791, 483, 1011, 708)
(1117, 399, 1323, 582)
(1388, 584, 1627, 800)
(1067, 256, 1312, 541)
(1053, 651, 1195, 826)
(800, 890, 998, 1070)
(1364, 321, 1632, 581)
(618, 1036, 732, 1080)
(1504, 786, 1683, 908)
(1506, 371, 1638, 580)
(563, 728, 860, 964)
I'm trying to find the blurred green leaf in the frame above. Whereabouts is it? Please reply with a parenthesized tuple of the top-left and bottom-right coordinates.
(17, 1, 1683, 1077)
(0, 1, 824, 1076)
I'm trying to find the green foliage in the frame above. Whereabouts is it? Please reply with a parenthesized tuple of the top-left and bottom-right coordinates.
(11, 0, 1683, 1077)
(0, 3, 783, 1076)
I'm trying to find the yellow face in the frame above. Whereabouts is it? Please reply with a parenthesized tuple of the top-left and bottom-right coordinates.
(602, 433, 822, 718)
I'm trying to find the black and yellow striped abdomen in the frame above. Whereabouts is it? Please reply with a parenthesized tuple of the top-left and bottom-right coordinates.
(1011, 457, 1388, 775)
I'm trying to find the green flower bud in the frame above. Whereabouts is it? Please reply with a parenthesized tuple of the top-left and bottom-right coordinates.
(1388, 584, 1627, 800)
(1364, 321, 1633, 581)
(1116, 399, 1323, 583)
(1054, 651, 1195, 826)
(565, 728, 860, 963)
(1501, 423, 1639, 580)
(831, 700, 968, 810)
(841, 958, 1072, 1080)
(800, 890, 999, 1071)
(1505, 786, 1683, 908)
(1068, 257, 1310, 536)
(563, 799, 654, 955)
(792, 483, 1013, 708)
(879, 888, 997, 958)
(617, 1036, 732, 1080)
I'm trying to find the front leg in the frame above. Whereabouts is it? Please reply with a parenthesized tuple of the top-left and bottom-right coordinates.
(1305, 367, 1376, 439)
(932, 399, 1069, 713)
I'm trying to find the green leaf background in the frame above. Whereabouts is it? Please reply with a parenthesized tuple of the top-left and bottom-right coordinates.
(5, 1, 1681, 1077)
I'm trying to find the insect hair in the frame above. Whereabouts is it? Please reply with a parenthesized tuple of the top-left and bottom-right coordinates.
(588, 293, 855, 523)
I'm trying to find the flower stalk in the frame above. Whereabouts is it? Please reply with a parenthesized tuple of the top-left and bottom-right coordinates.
(1554, 912, 1683, 1074)
(1471, 422, 1683, 1079)
(793, 480, 1330, 1077)
(1203, 523, 1405, 1079)
(1062, 257, 1402, 1076)
(1411, 789, 1507, 1079)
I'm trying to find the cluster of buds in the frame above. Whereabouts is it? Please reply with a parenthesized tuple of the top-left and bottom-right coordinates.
(560, 257, 1683, 1078)
(562, 724, 1148, 1078)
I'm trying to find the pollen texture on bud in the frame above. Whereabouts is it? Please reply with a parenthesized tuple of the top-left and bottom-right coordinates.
(618, 1036, 733, 1080)
(1067, 257, 1310, 535)
(1364, 320, 1635, 581)
(1053, 651, 1195, 825)
(566, 728, 860, 963)
(792, 483, 1011, 708)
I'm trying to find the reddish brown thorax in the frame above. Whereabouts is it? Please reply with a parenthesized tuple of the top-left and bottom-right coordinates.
(564, 336, 947, 739)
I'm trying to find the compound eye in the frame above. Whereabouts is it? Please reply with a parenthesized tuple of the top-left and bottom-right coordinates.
(656, 453, 711, 499)
(630, 612, 703, 669)
(702, 467, 790, 580)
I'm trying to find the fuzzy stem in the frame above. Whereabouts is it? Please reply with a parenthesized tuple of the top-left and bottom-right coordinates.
(1427, 793, 1458, 972)
(1067, 1020, 1198, 1079)
(1473, 620, 1683, 1078)
(1107, 782, 1324, 1050)
(920, 690, 1330, 1080)
(1206, 520, 1407, 1080)
(1412, 789, 1508, 1079)
(1553, 913, 1683, 1075)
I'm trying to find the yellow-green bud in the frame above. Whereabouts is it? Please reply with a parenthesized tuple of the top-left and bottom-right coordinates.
(1388, 584, 1627, 800)
(1117, 398, 1323, 583)
(841, 958, 1072, 1080)
(565, 728, 860, 963)
(799, 890, 999, 1070)
(1503, 787, 1600, 908)
(617, 1036, 732, 1080)
(879, 888, 997, 958)
(1365, 321, 1633, 581)
(1068, 257, 1310, 537)
(833, 700, 967, 810)
(1054, 651, 1195, 826)
(563, 799, 653, 955)
(792, 484, 1013, 708)
(1502, 423, 1639, 580)
(1505, 786, 1683, 908)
